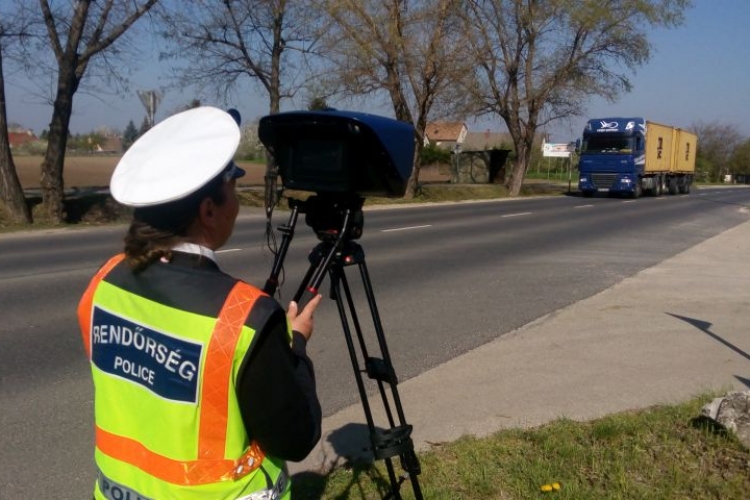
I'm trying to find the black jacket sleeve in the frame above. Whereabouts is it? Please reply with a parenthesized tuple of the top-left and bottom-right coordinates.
(235, 309, 322, 462)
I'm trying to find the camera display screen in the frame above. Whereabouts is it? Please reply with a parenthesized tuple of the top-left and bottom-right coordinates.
(296, 140, 344, 172)
(296, 140, 344, 173)
(285, 140, 348, 192)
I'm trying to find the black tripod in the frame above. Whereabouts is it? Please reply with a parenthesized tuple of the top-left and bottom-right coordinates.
(264, 195, 423, 500)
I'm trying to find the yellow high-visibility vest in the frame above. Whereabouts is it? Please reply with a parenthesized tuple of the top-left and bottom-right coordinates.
(78, 254, 290, 500)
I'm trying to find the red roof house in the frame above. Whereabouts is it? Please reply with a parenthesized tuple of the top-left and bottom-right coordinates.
(8, 130, 37, 149)
(424, 121, 468, 150)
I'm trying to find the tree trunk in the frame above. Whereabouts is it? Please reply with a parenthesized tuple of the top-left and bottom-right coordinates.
(40, 66, 78, 224)
(504, 118, 537, 197)
(403, 143, 421, 199)
(264, 84, 281, 214)
(0, 48, 32, 224)
(387, 85, 420, 199)
(403, 115, 429, 199)
(506, 146, 528, 196)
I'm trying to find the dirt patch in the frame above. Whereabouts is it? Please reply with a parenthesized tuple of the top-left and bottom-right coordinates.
(14, 155, 121, 189)
(14, 155, 270, 189)
(7, 155, 270, 227)
(14, 155, 451, 189)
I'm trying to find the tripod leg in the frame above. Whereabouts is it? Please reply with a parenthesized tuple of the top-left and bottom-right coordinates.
(329, 252, 423, 500)
(355, 259, 424, 499)
(328, 269, 403, 500)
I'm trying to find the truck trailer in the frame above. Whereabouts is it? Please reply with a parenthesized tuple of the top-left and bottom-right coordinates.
(577, 118, 697, 198)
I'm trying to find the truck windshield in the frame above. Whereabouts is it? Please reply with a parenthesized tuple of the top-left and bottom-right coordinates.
(582, 136, 636, 154)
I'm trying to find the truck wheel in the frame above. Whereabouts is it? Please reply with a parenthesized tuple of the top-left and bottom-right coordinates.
(632, 180, 642, 199)
(654, 177, 662, 196)
(668, 177, 678, 195)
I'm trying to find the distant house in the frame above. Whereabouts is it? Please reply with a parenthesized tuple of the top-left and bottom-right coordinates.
(8, 130, 37, 149)
(424, 121, 468, 150)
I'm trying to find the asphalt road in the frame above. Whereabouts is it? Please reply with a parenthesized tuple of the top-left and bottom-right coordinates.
(2, 186, 749, 498)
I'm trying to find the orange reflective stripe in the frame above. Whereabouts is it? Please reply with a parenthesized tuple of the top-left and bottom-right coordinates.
(96, 427, 265, 484)
(199, 282, 264, 459)
(95, 280, 266, 485)
(77, 254, 126, 357)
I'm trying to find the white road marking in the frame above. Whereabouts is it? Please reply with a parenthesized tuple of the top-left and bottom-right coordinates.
(382, 225, 432, 232)
(574, 204, 594, 208)
(502, 212, 532, 218)
(217, 248, 242, 254)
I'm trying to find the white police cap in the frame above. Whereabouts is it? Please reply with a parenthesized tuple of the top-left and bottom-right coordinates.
(111, 106, 245, 207)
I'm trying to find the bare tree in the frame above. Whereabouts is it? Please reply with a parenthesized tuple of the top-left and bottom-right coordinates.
(37, 0, 159, 224)
(729, 137, 750, 181)
(691, 121, 744, 183)
(0, 6, 33, 223)
(461, 0, 690, 196)
(161, 0, 319, 114)
(160, 0, 320, 211)
(317, 0, 466, 198)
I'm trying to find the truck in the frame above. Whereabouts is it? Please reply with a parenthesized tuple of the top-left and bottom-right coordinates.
(577, 117, 697, 198)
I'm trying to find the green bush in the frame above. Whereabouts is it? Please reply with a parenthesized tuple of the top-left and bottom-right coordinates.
(420, 143, 452, 165)
(15, 140, 48, 156)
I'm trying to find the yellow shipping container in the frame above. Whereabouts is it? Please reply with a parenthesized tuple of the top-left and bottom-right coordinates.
(673, 129, 698, 174)
(645, 121, 697, 174)
(644, 121, 675, 173)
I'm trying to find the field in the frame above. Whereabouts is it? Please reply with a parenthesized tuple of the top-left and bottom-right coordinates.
(9, 154, 558, 226)
(8, 155, 457, 225)
(13, 155, 270, 189)
(14, 155, 453, 189)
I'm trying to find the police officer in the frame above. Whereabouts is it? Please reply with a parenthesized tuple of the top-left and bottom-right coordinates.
(77, 106, 322, 500)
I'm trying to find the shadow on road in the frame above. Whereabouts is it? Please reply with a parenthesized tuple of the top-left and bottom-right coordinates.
(668, 312, 750, 389)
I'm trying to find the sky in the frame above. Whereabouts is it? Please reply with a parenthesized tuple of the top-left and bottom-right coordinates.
(5, 0, 750, 143)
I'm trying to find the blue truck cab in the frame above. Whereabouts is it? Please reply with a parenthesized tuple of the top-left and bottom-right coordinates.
(578, 117, 645, 197)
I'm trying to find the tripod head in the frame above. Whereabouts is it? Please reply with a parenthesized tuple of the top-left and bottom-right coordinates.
(301, 194, 365, 243)
(264, 194, 365, 300)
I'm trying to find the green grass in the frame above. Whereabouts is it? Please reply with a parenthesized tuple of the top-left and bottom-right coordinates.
(259, 181, 571, 211)
(293, 394, 750, 499)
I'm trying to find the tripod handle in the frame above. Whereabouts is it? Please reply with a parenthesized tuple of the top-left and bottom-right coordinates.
(293, 286, 321, 311)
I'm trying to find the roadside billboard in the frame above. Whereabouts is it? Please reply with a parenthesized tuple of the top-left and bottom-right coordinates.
(542, 142, 572, 158)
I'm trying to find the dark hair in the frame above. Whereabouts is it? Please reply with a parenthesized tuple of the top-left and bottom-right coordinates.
(123, 175, 227, 272)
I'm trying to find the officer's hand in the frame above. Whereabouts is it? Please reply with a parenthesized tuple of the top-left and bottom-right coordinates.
(287, 294, 323, 342)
